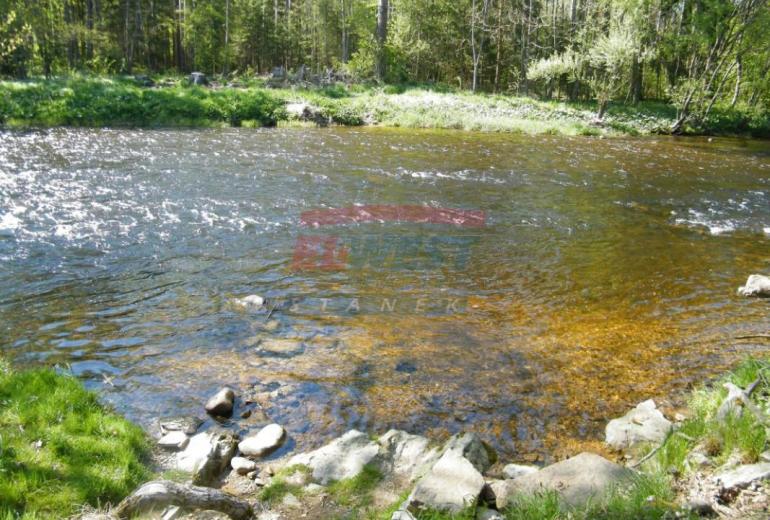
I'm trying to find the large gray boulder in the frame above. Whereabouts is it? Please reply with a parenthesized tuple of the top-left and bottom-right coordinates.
(493, 452, 633, 508)
(406, 449, 486, 513)
(287, 430, 380, 485)
(176, 430, 239, 486)
(738, 274, 770, 297)
(442, 432, 493, 473)
(605, 400, 672, 451)
(377, 430, 441, 482)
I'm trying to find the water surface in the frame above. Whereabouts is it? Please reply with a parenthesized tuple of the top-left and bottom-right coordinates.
(1, 127, 768, 460)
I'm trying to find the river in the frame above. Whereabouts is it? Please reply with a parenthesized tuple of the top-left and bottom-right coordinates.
(1, 127, 768, 460)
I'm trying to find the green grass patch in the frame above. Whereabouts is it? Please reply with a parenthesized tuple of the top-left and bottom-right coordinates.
(327, 463, 384, 507)
(0, 362, 151, 519)
(258, 464, 311, 505)
(644, 357, 770, 474)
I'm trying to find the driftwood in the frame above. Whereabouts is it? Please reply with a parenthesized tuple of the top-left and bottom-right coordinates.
(716, 379, 766, 422)
(114, 480, 252, 520)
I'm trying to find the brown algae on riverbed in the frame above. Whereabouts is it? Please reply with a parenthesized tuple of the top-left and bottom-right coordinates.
(0, 127, 768, 461)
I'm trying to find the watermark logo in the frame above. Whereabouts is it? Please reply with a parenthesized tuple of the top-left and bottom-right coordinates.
(289, 204, 485, 315)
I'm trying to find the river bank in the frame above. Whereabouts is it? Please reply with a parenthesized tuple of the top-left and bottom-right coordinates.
(2, 353, 770, 519)
(2, 76, 769, 137)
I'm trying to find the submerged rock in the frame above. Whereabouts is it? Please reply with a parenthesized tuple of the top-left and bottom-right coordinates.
(257, 338, 305, 357)
(737, 274, 770, 297)
(238, 423, 286, 457)
(493, 452, 633, 508)
(605, 399, 672, 451)
(176, 430, 239, 486)
(287, 429, 380, 485)
(406, 449, 486, 513)
(234, 294, 265, 310)
(205, 387, 235, 417)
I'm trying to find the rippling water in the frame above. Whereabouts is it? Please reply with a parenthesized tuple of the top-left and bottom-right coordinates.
(1, 127, 768, 460)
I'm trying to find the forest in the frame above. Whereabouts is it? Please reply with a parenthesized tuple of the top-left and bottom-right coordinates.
(1, 0, 769, 131)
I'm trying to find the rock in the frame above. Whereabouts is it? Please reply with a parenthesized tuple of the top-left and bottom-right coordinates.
(493, 453, 633, 508)
(287, 430, 380, 485)
(476, 508, 504, 520)
(205, 387, 235, 417)
(160, 416, 203, 436)
(686, 451, 712, 469)
(177, 430, 239, 486)
(158, 431, 190, 451)
(189, 72, 208, 86)
(685, 499, 717, 517)
(442, 432, 493, 473)
(391, 511, 416, 520)
(231, 456, 258, 475)
(238, 424, 286, 457)
(257, 338, 305, 357)
(738, 274, 770, 297)
(714, 462, 770, 491)
(502, 463, 539, 480)
(406, 450, 486, 513)
(281, 493, 301, 508)
(304, 483, 325, 495)
(605, 400, 672, 451)
(234, 294, 265, 310)
(284, 469, 310, 487)
(257, 512, 282, 520)
(378, 430, 441, 482)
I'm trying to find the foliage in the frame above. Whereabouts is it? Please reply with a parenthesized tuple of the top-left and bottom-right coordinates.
(0, 362, 151, 519)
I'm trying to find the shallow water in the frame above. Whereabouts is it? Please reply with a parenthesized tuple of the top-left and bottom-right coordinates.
(1, 127, 769, 460)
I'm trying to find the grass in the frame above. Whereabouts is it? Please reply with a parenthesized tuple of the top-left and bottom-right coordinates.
(2, 74, 768, 136)
(648, 357, 769, 475)
(0, 360, 151, 519)
(258, 464, 311, 504)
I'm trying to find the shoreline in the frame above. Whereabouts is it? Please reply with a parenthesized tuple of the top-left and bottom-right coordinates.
(3, 354, 770, 519)
(2, 76, 769, 138)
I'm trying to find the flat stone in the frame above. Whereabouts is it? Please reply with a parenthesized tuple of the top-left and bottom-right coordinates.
(205, 387, 235, 417)
(288, 429, 380, 485)
(378, 429, 441, 482)
(238, 423, 286, 457)
(258, 338, 305, 357)
(714, 462, 770, 491)
(176, 430, 238, 486)
(494, 452, 634, 508)
(231, 456, 258, 475)
(502, 463, 538, 480)
(605, 400, 672, 451)
(158, 431, 189, 450)
(281, 493, 301, 508)
(407, 450, 486, 513)
(737, 274, 770, 297)
(159, 416, 203, 436)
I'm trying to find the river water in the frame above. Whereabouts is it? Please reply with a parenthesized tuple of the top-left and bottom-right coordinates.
(1, 127, 768, 460)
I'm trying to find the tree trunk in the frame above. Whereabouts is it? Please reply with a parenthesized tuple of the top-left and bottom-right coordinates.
(376, 0, 388, 81)
(630, 53, 642, 104)
(114, 481, 252, 520)
(730, 57, 742, 107)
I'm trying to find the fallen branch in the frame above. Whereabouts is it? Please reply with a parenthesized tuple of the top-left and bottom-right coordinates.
(114, 480, 252, 520)
(735, 334, 770, 340)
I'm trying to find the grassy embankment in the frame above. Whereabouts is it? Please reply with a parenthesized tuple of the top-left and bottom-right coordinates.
(1, 76, 769, 137)
(0, 359, 151, 519)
